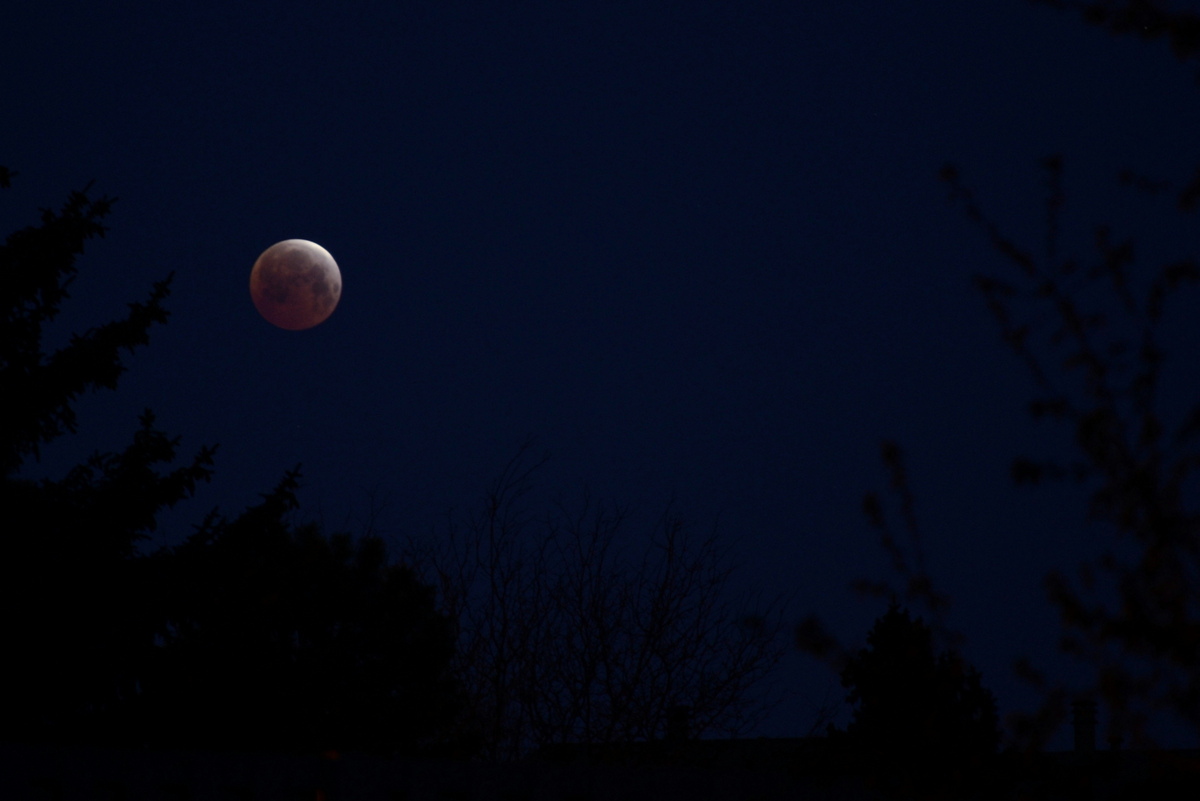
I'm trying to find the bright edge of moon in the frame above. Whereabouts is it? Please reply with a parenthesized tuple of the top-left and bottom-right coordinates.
(249, 239, 342, 330)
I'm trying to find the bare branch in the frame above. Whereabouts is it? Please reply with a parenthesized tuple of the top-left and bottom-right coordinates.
(403, 449, 788, 761)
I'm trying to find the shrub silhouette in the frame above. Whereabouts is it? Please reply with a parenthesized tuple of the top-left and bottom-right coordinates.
(839, 602, 1001, 799)
(140, 472, 460, 754)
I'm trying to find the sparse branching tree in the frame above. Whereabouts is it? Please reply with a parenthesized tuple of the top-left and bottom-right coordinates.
(802, 3, 1200, 753)
(794, 441, 964, 693)
(405, 443, 789, 761)
(941, 153, 1200, 748)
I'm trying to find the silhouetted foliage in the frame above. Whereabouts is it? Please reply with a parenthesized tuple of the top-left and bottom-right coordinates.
(838, 603, 1002, 800)
(0, 172, 461, 754)
(136, 472, 461, 755)
(0, 181, 192, 478)
(0, 174, 215, 741)
(1032, 0, 1200, 74)
(943, 151, 1200, 748)
(794, 442, 965, 694)
(801, 3, 1200, 756)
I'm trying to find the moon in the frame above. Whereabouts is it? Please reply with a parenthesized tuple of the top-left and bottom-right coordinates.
(249, 239, 342, 330)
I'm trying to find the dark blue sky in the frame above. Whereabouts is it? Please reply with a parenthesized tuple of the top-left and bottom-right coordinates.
(5, 1, 1200, 747)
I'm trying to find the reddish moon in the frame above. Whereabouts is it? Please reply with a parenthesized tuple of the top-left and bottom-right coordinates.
(249, 239, 342, 330)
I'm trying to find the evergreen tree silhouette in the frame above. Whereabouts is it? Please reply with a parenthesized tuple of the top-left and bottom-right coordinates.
(138, 472, 461, 755)
(0, 175, 214, 742)
(0, 172, 461, 753)
(839, 602, 1001, 800)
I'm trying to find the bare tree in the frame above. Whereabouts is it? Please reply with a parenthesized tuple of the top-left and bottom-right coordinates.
(404, 444, 789, 762)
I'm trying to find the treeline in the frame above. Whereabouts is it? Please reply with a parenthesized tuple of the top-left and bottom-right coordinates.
(0, 175, 785, 759)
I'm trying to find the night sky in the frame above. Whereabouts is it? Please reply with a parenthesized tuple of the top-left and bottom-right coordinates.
(6, 1, 1200, 748)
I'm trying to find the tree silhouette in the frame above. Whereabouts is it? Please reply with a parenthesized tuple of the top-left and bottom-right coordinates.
(801, 2, 1200, 754)
(838, 603, 1001, 800)
(979, 1, 1200, 753)
(405, 443, 789, 761)
(943, 1, 1200, 747)
(136, 472, 461, 755)
(0, 172, 460, 754)
(941, 149, 1200, 747)
(0, 174, 214, 742)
